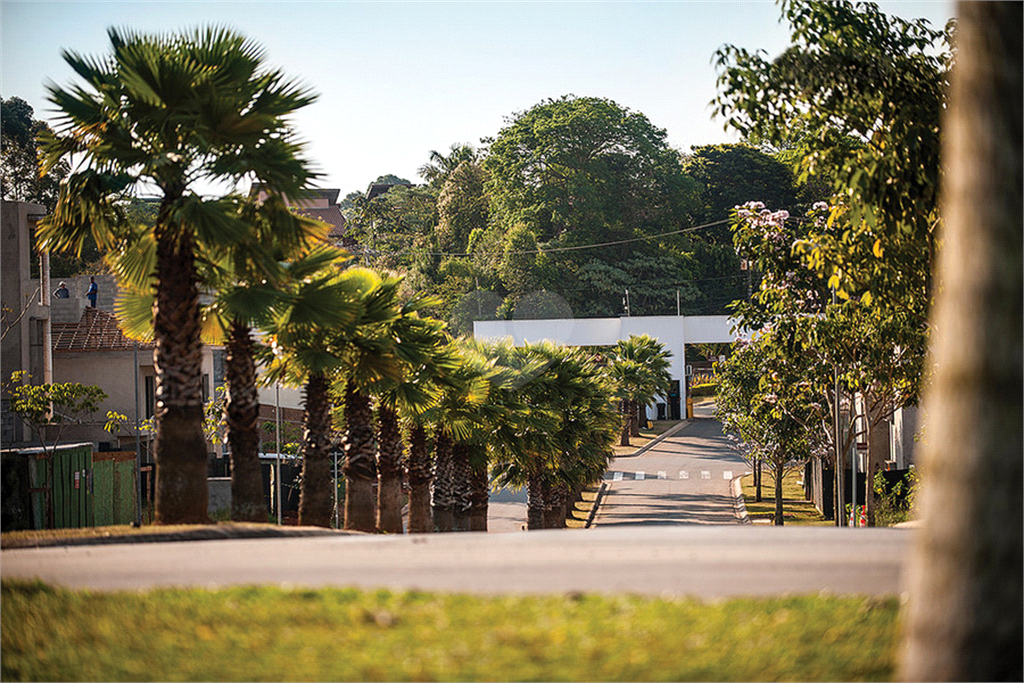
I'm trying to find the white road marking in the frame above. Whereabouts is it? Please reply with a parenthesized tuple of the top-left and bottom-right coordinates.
(657, 471, 667, 480)
(680, 471, 689, 479)
(701, 471, 711, 480)
(613, 471, 623, 482)
(723, 470, 733, 479)
(635, 471, 645, 481)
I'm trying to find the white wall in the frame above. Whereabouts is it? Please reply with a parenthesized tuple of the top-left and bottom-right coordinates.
(473, 314, 740, 414)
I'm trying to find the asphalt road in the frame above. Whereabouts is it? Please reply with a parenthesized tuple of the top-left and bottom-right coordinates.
(596, 408, 748, 527)
(1, 526, 910, 596)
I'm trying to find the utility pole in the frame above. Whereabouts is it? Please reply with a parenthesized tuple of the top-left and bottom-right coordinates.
(275, 384, 282, 526)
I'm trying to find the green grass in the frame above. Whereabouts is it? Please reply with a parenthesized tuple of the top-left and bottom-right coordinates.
(742, 470, 832, 526)
(1, 580, 899, 682)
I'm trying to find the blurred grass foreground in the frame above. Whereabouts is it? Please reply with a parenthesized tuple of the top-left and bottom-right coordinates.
(2, 580, 899, 681)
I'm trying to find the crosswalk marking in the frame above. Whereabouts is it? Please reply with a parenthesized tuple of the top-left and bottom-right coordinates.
(657, 471, 666, 480)
(701, 471, 711, 480)
(635, 471, 645, 481)
(680, 471, 689, 479)
(613, 471, 623, 482)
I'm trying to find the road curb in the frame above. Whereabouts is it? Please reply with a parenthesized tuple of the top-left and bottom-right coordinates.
(732, 474, 752, 525)
(1, 524, 358, 550)
(584, 482, 608, 528)
(615, 419, 691, 459)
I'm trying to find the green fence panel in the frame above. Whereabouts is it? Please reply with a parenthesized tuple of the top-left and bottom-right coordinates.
(93, 452, 138, 526)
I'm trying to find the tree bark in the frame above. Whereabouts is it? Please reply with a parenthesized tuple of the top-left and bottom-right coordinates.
(900, 4, 1022, 680)
(152, 225, 209, 524)
(450, 441, 472, 532)
(297, 373, 333, 528)
(468, 453, 489, 532)
(343, 383, 377, 532)
(375, 404, 404, 533)
(864, 393, 890, 527)
(406, 424, 433, 533)
(431, 430, 454, 532)
(773, 463, 784, 526)
(526, 470, 544, 530)
(618, 400, 631, 447)
(225, 320, 267, 523)
(629, 400, 641, 437)
(754, 456, 762, 503)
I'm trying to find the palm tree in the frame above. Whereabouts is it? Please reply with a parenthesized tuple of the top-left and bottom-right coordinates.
(38, 27, 319, 524)
(371, 298, 451, 533)
(418, 144, 478, 188)
(262, 251, 368, 528)
(212, 198, 328, 522)
(609, 335, 673, 443)
(422, 344, 494, 532)
(404, 342, 464, 533)
(111, 197, 329, 523)
(332, 274, 403, 532)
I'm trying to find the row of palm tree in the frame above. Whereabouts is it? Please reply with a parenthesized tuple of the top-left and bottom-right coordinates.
(34, 26, 677, 532)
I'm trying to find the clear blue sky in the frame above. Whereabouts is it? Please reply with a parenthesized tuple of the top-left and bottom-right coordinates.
(2, 1, 954, 196)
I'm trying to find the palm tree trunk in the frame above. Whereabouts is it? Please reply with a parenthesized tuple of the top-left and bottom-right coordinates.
(450, 441, 472, 532)
(298, 373, 333, 527)
(900, 5, 1022, 679)
(619, 400, 631, 447)
(406, 424, 433, 533)
(526, 471, 545, 530)
(375, 404, 404, 533)
(431, 431, 455, 532)
(468, 454, 489, 532)
(225, 320, 267, 523)
(152, 225, 209, 524)
(343, 382, 377, 532)
(545, 481, 569, 529)
(630, 400, 642, 437)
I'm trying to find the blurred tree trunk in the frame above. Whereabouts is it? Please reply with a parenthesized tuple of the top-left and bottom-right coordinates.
(900, 3, 1022, 680)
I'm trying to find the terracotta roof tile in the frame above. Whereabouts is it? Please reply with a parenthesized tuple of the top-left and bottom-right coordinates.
(52, 308, 153, 352)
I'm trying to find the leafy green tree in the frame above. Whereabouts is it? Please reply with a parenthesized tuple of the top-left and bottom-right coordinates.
(483, 95, 700, 317)
(713, 0, 950, 316)
(0, 96, 68, 209)
(716, 1, 949, 523)
(682, 144, 798, 241)
(38, 27, 320, 524)
(716, 332, 830, 525)
(436, 159, 488, 255)
(7, 371, 107, 528)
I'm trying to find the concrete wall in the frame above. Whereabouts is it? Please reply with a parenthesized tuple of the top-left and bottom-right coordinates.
(2, 201, 49, 447)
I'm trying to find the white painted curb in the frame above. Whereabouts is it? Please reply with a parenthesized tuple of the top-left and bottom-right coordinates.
(732, 473, 752, 525)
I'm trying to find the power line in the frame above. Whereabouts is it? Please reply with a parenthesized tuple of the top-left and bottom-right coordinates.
(346, 217, 733, 259)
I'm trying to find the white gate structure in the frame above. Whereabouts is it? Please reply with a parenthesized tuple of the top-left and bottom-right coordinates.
(473, 315, 741, 418)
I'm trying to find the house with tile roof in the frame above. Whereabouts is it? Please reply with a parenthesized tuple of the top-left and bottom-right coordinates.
(251, 185, 348, 245)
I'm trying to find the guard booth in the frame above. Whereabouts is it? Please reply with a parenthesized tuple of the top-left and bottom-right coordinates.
(0, 443, 137, 530)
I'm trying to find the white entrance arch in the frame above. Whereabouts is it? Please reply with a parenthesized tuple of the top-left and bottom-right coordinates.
(473, 314, 742, 417)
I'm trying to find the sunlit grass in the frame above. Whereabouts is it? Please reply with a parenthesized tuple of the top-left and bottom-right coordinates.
(741, 470, 832, 526)
(1, 580, 899, 682)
